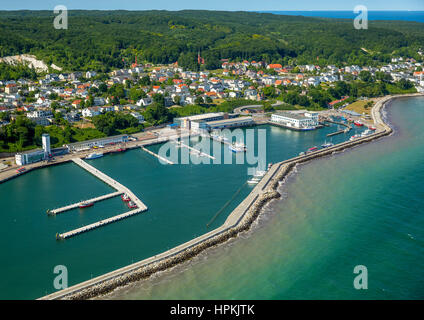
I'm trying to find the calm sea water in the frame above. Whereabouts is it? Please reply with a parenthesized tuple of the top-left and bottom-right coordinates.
(0, 117, 360, 299)
(107, 97, 424, 300)
(261, 11, 424, 23)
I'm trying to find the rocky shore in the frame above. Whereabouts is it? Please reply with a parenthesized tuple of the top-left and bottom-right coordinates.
(40, 93, 423, 300)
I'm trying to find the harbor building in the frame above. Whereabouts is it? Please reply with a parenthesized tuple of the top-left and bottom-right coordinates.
(270, 111, 319, 131)
(174, 112, 239, 131)
(205, 116, 254, 131)
(15, 134, 52, 166)
(15, 149, 46, 166)
(65, 134, 129, 152)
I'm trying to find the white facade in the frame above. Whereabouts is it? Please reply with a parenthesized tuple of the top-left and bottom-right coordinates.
(42, 133, 51, 156)
(271, 112, 319, 130)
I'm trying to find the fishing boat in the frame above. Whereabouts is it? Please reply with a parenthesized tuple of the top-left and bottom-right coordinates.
(79, 202, 94, 209)
(85, 152, 103, 160)
(229, 142, 246, 153)
(127, 201, 138, 209)
(354, 120, 364, 127)
(121, 193, 131, 202)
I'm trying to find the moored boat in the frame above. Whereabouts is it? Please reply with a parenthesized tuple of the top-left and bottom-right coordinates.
(229, 142, 246, 153)
(127, 201, 138, 209)
(79, 202, 94, 208)
(321, 142, 334, 148)
(85, 152, 103, 160)
(121, 193, 130, 202)
(354, 120, 364, 127)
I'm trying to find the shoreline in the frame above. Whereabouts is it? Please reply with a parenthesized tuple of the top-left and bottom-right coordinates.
(36, 93, 421, 300)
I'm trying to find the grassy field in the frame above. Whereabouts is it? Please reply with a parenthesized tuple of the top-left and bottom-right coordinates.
(344, 99, 375, 115)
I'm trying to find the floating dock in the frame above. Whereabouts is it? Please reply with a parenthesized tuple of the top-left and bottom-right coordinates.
(141, 146, 174, 165)
(52, 158, 147, 240)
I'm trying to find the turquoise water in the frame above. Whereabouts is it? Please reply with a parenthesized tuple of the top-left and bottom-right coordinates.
(107, 97, 424, 300)
(0, 118, 358, 299)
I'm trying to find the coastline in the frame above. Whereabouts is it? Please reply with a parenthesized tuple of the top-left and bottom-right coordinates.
(36, 93, 422, 300)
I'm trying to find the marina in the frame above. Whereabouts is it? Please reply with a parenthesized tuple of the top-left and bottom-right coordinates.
(0, 94, 421, 299)
(51, 157, 148, 240)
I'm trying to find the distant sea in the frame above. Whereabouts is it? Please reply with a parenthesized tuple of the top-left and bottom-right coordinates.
(260, 11, 424, 23)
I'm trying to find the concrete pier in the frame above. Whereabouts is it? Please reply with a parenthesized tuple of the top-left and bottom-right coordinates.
(57, 208, 144, 239)
(141, 146, 174, 165)
(48, 191, 123, 215)
(174, 140, 216, 160)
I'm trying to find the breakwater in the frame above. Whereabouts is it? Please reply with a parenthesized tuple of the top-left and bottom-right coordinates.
(38, 93, 411, 300)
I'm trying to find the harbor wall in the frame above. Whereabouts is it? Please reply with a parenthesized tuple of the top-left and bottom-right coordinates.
(38, 93, 419, 300)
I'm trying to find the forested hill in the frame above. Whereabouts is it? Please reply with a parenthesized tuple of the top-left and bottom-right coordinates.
(0, 10, 423, 72)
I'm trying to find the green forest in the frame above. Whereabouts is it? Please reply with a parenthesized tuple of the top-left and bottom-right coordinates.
(0, 10, 423, 72)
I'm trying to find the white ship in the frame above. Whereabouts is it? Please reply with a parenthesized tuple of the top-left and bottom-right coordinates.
(85, 152, 103, 160)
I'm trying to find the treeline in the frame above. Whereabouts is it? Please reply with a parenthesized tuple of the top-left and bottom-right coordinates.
(0, 10, 423, 72)
(0, 63, 38, 81)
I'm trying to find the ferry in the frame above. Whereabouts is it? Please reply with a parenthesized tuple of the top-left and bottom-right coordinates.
(321, 142, 334, 148)
(127, 201, 138, 209)
(354, 120, 364, 127)
(121, 193, 131, 202)
(229, 142, 246, 153)
(79, 202, 94, 209)
(85, 152, 103, 160)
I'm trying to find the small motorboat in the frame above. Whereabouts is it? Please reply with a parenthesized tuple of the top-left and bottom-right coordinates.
(121, 193, 131, 202)
(79, 202, 94, 209)
(127, 201, 138, 209)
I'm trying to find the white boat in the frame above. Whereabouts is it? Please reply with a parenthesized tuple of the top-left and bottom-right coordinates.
(229, 142, 246, 153)
(321, 142, 334, 148)
(85, 152, 103, 160)
(247, 177, 261, 184)
(349, 134, 361, 141)
(254, 170, 266, 177)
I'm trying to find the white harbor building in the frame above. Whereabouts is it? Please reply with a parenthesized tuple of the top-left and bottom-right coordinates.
(270, 111, 319, 130)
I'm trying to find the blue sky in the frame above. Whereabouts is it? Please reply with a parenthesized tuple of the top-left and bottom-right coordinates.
(2, 0, 423, 11)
